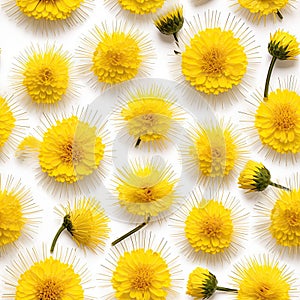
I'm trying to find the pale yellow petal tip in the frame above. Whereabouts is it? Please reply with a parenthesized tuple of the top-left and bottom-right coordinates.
(16, 136, 41, 159)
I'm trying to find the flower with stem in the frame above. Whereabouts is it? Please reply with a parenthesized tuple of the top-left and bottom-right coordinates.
(118, 83, 183, 149)
(77, 22, 154, 89)
(170, 188, 248, 264)
(187, 267, 237, 299)
(111, 158, 178, 245)
(154, 5, 184, 44)
(50, 197, 110, 253)
(100, 231, 181, 299)
(231, 255, 296, 299)
(264, 30, 300, 100)
(0, 174, 39, 254)
(4, 246, 91, 299)
(238, 160, 290, 192)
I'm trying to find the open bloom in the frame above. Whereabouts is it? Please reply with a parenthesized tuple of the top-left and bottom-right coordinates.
(101, 231, 181, 299)
(51, 197, 110, 253)
(0, 175, 38, 254)
(4, 247, 90, 299)
(238, 160, 290, 192)
(78, 22, 154, 88)
(118, 84, 183, 148)
(232, 255, 295, 299)
(13, 44, 75, 107)
(170, 188, 248, 264)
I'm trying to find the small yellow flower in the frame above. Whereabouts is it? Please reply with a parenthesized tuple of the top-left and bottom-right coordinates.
(13, 44, 74, 107)
(232, 255, 294, 299)
(119, 84, 183, 148)
(4, 247, 90, 299)
(115, 159, 177, 218)
(0, 175, 38, 254)
(238, 160, 289, 192)
(106, 0, 165, 15)
(269, 30, 300, 60)
(255, 89, 300, 154)
(51, 197, 110, 253)
(232, 0, 292, 23)
(154, 6, 184, 40)
(188, 122, 245, 185)
(101, 231, 181, 299)
(269, 189, 300, 249)
(78, 22, 154, 88)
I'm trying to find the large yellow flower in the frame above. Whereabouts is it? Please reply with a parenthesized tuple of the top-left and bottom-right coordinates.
(182, 27, 247, 95)
(115, 160, 177, 217)
(232, 256, 293, 299)
(112, 248, 171, 299)
(269, 189, 300, 249)
(51, 197, 110, 252)
(79, 23, 154, 88)
(14, 45, 71, 105)
(15, 0, 85, 20)
(120, 85, 182, 148)
(255, 89, 300, 154)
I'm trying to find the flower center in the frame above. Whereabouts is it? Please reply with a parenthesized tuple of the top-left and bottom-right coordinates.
(39, 68, 54, 84)
(202, 217, 222, 237)
(211, 147, 223, 159)
(201, 48, 225, 75)
(106, 50, 123, 66)
(60, 141, 83, 164)
(285, 210, 300, 227)
(256, 283, 271, 299)
(131, 265, 153, 291)
(141, 187, 155, 202)
(36, 279, 64, 300)
(273, 104, 296, 130)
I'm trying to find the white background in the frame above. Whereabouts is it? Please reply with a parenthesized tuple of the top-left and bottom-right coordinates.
(1, 0, 300, 299)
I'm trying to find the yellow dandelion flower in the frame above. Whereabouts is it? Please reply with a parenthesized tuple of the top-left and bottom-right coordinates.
(187, 267, 237, 299)
(238, 160, 290, 192)
(101, 231, 181, 299)
(118, 84, 183, 148)
(51, 197, 110, 253)
(154, 6, 184, 42)
(255, 89, 300, 154)
(179, 11, 259, 102)
(232, 255, 295, 299)
(188, 122, 245, 185)
(170, 188, 248, 263)
(78, 22, 154, 89)
(16, 111, 108, 195)
(106, 0, 165, 15)
(4, 246, 91, 299)
(13, 44, 77, 108)
(232, 0, 293, 23)
(264, 30, 299, 99)
(0, 175, 39, 254)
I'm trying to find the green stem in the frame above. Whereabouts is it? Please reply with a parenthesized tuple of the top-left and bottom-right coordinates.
(173, 32, 179, 43)
(264, 56, 277, 99)
(50, 225, 66, 253)
(216, 287, 238, 293)
(276, 10, 283, 20)
(269, 181, 290, 191)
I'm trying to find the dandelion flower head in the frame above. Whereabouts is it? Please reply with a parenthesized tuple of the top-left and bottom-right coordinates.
(0, 96, 15, 150)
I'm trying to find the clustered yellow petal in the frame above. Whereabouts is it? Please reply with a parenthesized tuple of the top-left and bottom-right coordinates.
(0, 96, 16, 149)
(116, 0, 165, 15)
(269, 188, 300, 248)
(15, 256, 84, 299)
(186, 267, 218, 299)
(255, 89, 300, 154)
(112, 248, 171, 299)
(20, 46, 71, 105)
(190, 124, 239, 181)
(185, 200, 234, 254)
(182, 27, 247, 95)
(269, 30, 300, 60)
(16, 0, 84, 21)
(116, 161, 177, 217)
(233, 257, 292, 299)
(37, 115, 105, 183)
